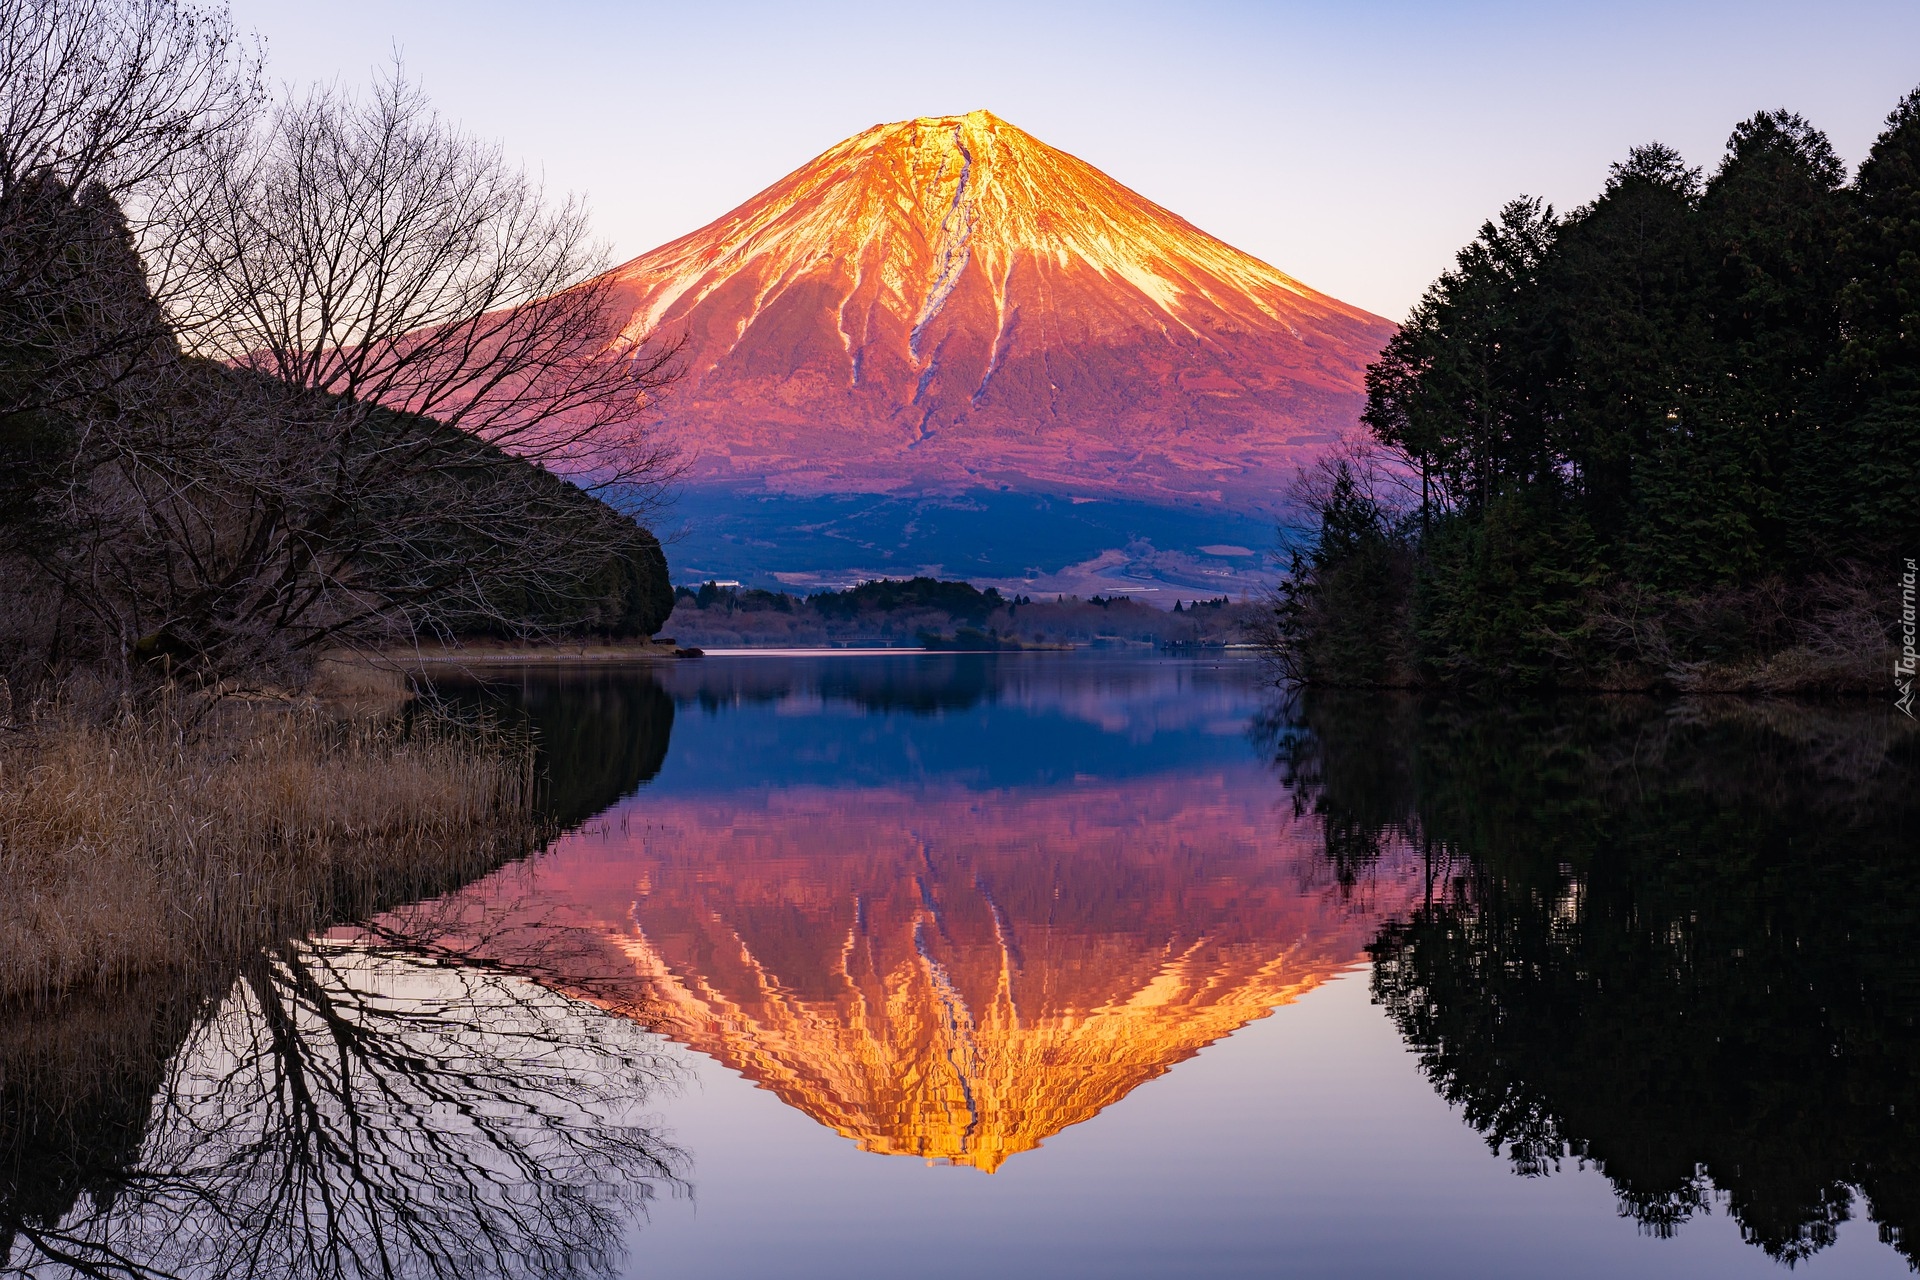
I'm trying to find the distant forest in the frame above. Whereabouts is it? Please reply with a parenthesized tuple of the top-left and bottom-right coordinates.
(1266, 90, 1920, 692)
(666, 577, 1254, 649)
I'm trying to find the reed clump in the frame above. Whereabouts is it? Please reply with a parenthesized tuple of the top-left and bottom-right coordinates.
(0, 686, 538, 1003)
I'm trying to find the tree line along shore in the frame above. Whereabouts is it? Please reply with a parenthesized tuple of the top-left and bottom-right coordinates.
(1261, 90, 1920, 693)
(662, 577, 1256, 649)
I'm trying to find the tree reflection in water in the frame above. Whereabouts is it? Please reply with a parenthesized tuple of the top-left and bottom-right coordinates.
(6, 669, 689, 1280)
(4, 930, 687, 1280)
(1267, 693, 1920, 1267)
(423, 665, 678, 831)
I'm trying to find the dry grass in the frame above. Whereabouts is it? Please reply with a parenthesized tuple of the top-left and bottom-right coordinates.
(0, 692, 539, 1004)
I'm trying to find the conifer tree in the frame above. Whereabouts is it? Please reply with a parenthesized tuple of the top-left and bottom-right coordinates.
(1289, 88, 1920, 690)
(1838, 89, 1920, 550)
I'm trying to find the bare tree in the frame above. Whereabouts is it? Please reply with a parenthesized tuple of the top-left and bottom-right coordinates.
(0, 0, 258, 198)
(0, 0, 262, 681)
(8, 45, 681, 686)
(0, 0, 262, 344)
(0, 0, 260, 424)
(171, 68, 677, 490)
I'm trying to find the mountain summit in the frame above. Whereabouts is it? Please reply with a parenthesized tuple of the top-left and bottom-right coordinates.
(607, 111, 1393, 514)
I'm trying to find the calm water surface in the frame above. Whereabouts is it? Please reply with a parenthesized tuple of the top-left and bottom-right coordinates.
(5, 654, 1916, 1279)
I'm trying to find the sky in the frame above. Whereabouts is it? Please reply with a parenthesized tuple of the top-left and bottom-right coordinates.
(224, 0, 1920, 321)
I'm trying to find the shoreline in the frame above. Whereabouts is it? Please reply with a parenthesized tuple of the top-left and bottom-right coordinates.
(382, 639, 704, 668)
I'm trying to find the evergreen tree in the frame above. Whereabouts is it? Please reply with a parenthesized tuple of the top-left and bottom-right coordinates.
(1838, 89, 1920, 550)
(1286, 88, 1920, 690)
(1547, 144, 1703, 539)
(1633, 111, 1850, 584)
(1269, 459, 1413, 686)
(1365, 197, 1562, 514)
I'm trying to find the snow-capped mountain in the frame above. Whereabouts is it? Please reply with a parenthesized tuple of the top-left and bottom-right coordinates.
(609, 110, 1392, 511)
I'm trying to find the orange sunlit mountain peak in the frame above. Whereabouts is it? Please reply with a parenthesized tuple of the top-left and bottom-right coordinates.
(602, 110, 1394, 506)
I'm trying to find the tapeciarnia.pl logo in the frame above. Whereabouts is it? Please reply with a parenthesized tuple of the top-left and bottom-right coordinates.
(1899, 557, 1917, 719)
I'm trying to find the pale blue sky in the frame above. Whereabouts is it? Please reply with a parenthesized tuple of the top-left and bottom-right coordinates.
(226, 0, 1920, 319)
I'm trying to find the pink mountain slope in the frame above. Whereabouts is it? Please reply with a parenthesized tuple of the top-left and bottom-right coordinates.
(604, 110, 1393, 509)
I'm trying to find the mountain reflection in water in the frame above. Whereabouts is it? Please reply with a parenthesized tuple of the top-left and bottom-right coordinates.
(468, 781, 1419, 1172)
(425, 656, 1424, 1173)
(5, 655, 1918, 1278)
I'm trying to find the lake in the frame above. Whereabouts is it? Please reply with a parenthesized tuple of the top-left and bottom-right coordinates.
(4, 653, 1916, 1279)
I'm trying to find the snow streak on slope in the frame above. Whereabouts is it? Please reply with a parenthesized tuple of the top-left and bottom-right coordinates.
(604, 110, 1395, 507)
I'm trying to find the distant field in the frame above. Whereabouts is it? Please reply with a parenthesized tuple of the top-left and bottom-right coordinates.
(640, 486, 1289, 598)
